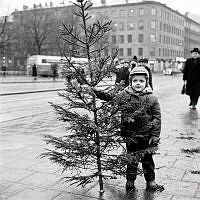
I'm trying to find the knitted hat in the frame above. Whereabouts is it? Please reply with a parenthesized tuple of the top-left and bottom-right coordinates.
(129, 66, 149, 78)
(129, 66, 149, 86)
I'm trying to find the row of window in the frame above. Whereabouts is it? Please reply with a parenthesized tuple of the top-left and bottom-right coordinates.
(160, 22, 183, 36)
(158, 48, 183, 57)
(104, 47, 183, 58)
(95, 6, 184, 26)
(160, 35, 183, 46)
(112, 21, 155, 31)
(111, 34, 184, 45)
(111, 34, 155, 44)
(110, 7, 157, 18)
(112, 21, 184, 37)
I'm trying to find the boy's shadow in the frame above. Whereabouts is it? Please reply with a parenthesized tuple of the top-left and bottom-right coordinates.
(100, 184, 159, 200)
(124, 188, 157, 200)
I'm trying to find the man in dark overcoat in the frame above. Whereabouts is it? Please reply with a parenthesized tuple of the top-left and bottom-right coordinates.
(32, 64, 37, 80)
(114, 59, 130, 87)
(183, 47, 200, 109)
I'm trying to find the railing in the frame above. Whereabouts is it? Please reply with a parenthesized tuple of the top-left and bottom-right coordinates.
(0, 71, 27, 76)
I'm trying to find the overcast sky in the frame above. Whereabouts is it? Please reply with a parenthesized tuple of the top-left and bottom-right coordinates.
(0, 0, 200, 16)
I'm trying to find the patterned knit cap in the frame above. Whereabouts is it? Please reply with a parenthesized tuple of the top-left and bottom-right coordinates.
(129, 66, 149, 78)
(129, 66, 149, 86)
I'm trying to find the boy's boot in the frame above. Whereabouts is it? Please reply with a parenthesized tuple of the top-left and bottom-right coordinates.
(146, 180, 164, 191)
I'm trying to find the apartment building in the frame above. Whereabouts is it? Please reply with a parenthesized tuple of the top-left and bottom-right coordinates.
(1, 1, 200, 72)
(184, 15, 200, 58)
(89, 1, 200, 71)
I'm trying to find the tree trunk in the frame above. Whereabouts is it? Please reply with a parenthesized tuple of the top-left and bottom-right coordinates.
(94, 96, 104, 192)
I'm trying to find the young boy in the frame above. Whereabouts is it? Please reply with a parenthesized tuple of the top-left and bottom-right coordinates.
(93, 66, 161, 190)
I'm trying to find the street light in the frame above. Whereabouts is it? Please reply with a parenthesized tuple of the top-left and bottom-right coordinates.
(2, 56, 6, 64)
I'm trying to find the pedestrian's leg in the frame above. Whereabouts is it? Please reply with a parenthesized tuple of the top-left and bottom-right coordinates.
(189, 96, 192, 106)
(192, 95, 199, 106)
(190, 95, 198, 109)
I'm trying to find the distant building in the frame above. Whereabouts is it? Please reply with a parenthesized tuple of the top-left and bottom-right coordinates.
(88, 1, 200, 71)
(1, 0, 200, 72)
(185, 12, 200, 24)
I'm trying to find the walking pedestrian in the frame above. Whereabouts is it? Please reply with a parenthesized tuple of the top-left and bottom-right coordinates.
(51, 63, 58, 81)
(32, 64, 37, 80)
(183, 47, 200, 109)
(130, 55, 138, 70)
(92, 66, 162, 191)
(114, 59, 130, 87)
(2, 64, 7, 77)
(137, 58, 153, 90)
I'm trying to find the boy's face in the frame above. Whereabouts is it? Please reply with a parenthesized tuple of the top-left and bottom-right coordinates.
(131, 74, 146, 92)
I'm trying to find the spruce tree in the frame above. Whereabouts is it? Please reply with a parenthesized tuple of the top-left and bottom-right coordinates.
(41, 0, 158, 193)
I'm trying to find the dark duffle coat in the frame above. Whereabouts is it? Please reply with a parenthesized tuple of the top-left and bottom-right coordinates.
(94, 86, 161, 140)
(183, 58, 200, 96)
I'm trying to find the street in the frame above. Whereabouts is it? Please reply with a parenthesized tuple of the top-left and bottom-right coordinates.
(0, 74, 200, 200)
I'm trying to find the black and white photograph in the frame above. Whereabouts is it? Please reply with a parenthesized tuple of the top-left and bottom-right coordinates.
(0, 0, 200, 199)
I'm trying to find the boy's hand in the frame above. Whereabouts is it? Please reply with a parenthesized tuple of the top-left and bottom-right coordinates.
(149, 136, 160, 146)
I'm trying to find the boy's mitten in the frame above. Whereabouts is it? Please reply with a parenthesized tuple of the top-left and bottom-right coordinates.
(149, 136, 160, 147)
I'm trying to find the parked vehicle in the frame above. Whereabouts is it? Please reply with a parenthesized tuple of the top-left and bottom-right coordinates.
(163, 67, 182, 75)
(27, 55, 63, 77)
(27, 55, 88, 77)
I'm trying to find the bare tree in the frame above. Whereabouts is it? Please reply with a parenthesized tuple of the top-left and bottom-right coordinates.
(16, 10, 52, 55)
(0, 16, 8, 51)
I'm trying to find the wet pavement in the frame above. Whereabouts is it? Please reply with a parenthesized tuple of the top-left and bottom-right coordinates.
(0, 74, 200, 200)
(0, 76, 65, 95)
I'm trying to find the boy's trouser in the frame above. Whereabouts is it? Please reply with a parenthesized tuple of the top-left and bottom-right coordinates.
(126, 139, 155, 182)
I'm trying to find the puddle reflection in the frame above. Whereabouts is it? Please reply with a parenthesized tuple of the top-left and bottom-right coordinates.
(103, 184, 159, 200)
(181, 109, 199, 129)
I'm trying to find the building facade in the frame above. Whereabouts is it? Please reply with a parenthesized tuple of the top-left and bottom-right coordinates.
(89, 1, 200, 71)
(1, 1, 200, 72)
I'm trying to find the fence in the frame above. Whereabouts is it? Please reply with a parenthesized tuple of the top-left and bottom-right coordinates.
(0, 71, 27, 76)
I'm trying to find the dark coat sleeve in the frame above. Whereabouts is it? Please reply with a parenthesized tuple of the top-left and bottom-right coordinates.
(93, 89, 114, 101)
(183, 59, 189, 81)
(145, 66, 153, 90)
(150, 95, 161, 137)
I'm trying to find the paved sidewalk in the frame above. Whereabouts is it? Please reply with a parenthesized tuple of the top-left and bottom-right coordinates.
(0, 75, 200, 199)
(0, 76, 64, 83)
(0, 75, 114, 95)
(0, 76, 66, 95)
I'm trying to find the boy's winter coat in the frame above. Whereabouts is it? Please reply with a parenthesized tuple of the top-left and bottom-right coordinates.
(94, 86, 161, 140)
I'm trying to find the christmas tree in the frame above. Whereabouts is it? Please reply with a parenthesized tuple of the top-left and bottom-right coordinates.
(41, 0, 158, 193)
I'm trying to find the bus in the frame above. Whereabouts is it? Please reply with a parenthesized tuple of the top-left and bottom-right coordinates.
(27, 55, 88, 77)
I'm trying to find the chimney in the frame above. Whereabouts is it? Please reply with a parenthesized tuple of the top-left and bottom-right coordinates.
(45, 2, 48, 7)
(101, 0, 106, 6)
(60, 0, 65, 5)
(33, 4, 37, 9)
(23, 5, 28, 10)
(50, 2, 53, 7)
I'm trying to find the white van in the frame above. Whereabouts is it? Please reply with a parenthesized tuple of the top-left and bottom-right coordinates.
(27, 55, 63, 76)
